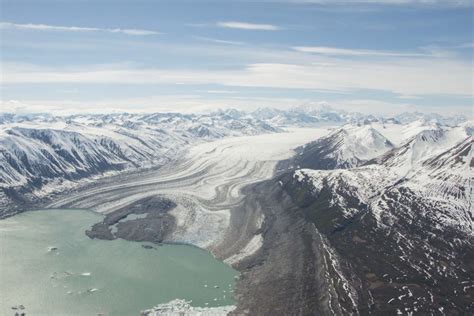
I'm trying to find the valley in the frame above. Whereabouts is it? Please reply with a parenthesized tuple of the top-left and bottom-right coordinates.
(46, 128, 331, 255)
(0, 108, 472, 315)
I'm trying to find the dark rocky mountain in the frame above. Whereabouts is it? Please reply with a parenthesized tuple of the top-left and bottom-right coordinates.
(275, 131, 473, 314)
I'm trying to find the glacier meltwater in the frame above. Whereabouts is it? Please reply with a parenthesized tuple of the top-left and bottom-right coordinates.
(0, 209, 238, 315)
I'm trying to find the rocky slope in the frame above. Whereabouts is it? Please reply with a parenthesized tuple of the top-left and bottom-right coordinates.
(219, 120, 473, 315)
(277, 125, 473, 314)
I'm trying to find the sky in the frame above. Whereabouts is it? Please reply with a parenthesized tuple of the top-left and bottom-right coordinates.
(0, 0, 473, 116)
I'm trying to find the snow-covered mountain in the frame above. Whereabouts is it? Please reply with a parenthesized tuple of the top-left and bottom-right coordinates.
(376, 124, 470, 176)
(293, 125, 395, 169)
(284, 121, 473, 313)
(250, 104, 368, 127)
(0, 111, 281, 211)
(250, 104, 468, 128)
(294, 133, 472, 230)
(1, 106, 467, 210)
(292, 119, 472, 227)
(393, 111, 468, 126)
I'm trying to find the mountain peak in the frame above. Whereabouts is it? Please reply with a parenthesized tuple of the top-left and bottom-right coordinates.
(293, 124, 394, 170)
(293, 101, 336, 114)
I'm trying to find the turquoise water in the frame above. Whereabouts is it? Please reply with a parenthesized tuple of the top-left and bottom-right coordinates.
(0, 209, 238, 316)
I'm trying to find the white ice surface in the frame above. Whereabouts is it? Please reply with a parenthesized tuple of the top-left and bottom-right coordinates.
(48, 128, 333, 261)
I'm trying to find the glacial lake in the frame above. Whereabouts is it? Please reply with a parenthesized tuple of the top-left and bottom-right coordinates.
(0, 209, 238, 316)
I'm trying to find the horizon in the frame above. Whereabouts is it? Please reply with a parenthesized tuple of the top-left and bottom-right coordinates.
(0, 103, 471, 121)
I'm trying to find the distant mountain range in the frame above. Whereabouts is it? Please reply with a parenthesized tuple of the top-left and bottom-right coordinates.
(0, 107, 469, 208)
(0, 111, 281, 214)
(248, 104, 468, 127)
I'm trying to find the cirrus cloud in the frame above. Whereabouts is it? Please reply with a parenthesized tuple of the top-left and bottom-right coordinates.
(216, 21, 282, 31)
(293, 46, 429, 57)
(289, 0, 472, 7)
(0, 22, 161, 36)
(2, 55, 472, 97)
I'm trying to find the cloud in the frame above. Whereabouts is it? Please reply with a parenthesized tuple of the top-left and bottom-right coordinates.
(3, 54, 471, 97)
(329, 99, 415, 116)
(0, 97, 209, 115)
(457, 42, 474, 48)
(233, 62, 471, 95)
(193, 36, 245, 46)
(110, 29, 159, 36)
(0, 22, 160, 36)
(293, 46, 428, 57)
(216, 21, 282, 31)
(397, 94, 421, 100)
(289, 0, 472, 7)
(199, 90, 238, 94)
